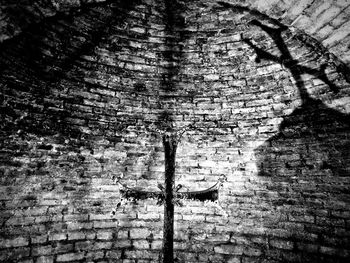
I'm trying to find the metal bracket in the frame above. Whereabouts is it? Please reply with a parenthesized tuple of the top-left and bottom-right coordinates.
(118, 174, 226, 205)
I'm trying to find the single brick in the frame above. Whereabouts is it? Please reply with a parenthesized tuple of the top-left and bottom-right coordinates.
(32, 245, 53, 256)
(96, 231, 113, 240)
(93, 241, 113, 250)
(67, 222, 93, 230)
(18, 259, 33, 263)
(67, 232, 85, 240)
(204, 74, 220, 81)
(53, 243, 73, 254)
(129, 228, 151, 239)
(206, 233, 230, 242)
(93, 220, 117, 229)
(151, 240, 162, 250)
(35, 256, 54, 263)
(31, 235, 48, 244)
(124, 250, 159, 260)
(133, 240, 150, 249)
(114, 240, 132, 248)
(270, 239, 294, 250)
(117, 230, 129, 239)
(227, 257, 241, 263)
(243, 247, 262, 257)
(56, 252, 85, 262)
(296, 242, 319, 253)
(0, 237, 29, 248)
(86, 251, 104, 260)
(48, 233, 67, 241)
(214, 244, 244, 255)
(75, 241, 92, 251)
(105, 250, 122, 259)
(182, 214, 206, 221)
(89, 213, 111, 221)
(137, 212, 160, 220)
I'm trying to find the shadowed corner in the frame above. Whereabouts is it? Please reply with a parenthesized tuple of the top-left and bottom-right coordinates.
(253, 97, 350, 262)
(247, 18, 350, 178)
(247, 15, 350, 263)
(0, 0, 141, 140)
(256, 99, 350, 179)
(0, 2, 142, 258)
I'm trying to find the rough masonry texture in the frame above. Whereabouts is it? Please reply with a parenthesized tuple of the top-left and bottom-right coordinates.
(0, 0, 350, 262)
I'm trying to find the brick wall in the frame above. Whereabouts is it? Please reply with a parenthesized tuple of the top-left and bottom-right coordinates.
(221, 0, 350, 68)
(2, 0, 350, 68)
(0, 0, 350, 262)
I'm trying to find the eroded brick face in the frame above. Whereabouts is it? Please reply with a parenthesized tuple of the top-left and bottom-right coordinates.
(0, 0, 350, 262)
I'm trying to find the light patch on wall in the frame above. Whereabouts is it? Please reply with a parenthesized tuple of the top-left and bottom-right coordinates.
(325, 96, 350, 113)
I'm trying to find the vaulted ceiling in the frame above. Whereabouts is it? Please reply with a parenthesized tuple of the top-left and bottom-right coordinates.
(1, 0, 350, 69)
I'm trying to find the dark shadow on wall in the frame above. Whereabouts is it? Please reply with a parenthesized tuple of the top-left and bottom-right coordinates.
(241, 18, 350, 177)
(0, 3, 143, 261)
(241, 14, 350, 263)
(159, 0, 187, 93)
(216, 2, 350, 85)
(0, 0, 113, 42)
(253, 94, 350, 262)
(256, 100, 350, 178)
(0, 0, 142, 220)
(214, 2, 350, 262)
(0, 0, 140, 140)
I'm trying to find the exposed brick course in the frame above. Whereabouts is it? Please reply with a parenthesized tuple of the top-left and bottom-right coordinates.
(0, 0, 350, 262)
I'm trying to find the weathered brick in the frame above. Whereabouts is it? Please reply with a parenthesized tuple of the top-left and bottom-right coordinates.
(35, 256, 54, 263)
(296, 242, 319, 253)
(204, 74, 220, 81)
(114, 240, 132, 248)
(151, 240, 162, 250)
(137, 212, 160, 220)
(18, 259, 34, 263)
(31, 235, 48, 244)
(133, 240, 150, 249)
(32, 245, 52, 256)
(48, 233, 67, 241)
(93, 241, 113, 250)
(129, 228, 152, 239)
(75, 241, 93, 251)
(0, 247, 30, 261)
(243, 246, 263, 256)
(67, 232, 85, 240)
(96, 231, 113, 240)
(67, 222, 93, 230)
(89, 213, 112, 221)
(105, 250, 122, 259)
(214, 244, 244, 255)
(270, 239, 294, 250)
(56, 252, 85, 262)
(93, 220, 117, 229)
(124, 250, 158, 259)
(182, 214, 205, 222)
(206, 233, 230, 242)
(0, 237, 29, 248)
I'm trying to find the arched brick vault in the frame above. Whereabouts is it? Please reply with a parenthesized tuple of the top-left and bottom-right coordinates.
(1, 0, 350, 69)
(0, 0, 349, 263)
